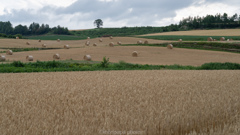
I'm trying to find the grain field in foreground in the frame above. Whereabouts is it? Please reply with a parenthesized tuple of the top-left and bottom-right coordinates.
(1, 70, 240, 135)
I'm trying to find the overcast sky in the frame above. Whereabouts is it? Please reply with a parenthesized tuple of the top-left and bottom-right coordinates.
(0, 0, 239, 30)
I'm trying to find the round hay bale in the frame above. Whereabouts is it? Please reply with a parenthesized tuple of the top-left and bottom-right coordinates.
(99, 39, 103, 42)
(53, 54, 60, 60)
(57, 39, 60, 42)
(85, 41, 90, 46)
(220, 37, 225, 41)
(144, 40, 149, 44)
(178, 39, 182, 42)
(117, 41, 122, 45)
(227, 39, 230, 41)
(83, 55, 91, 61)
(93, 43, 97, 46)
(167, 44, 173, 49)
(26, 55, 33, 61)
(6, 50, 13, 55)
(26, 42, 30, 45)
(110, 36, 113, 39)
(207, 37, 213, 41)
(137, 40, 143, 44)
(87, 37, 90, 39)
(16, 37, 19, 39)
(109, 42, 114, 47)
(42, 44, 47, 48)
(213, 39, 217, 41)
(132, 51, 138, 57)
(38, 39, 41, 42)
(0, 55, 6, 61)
(64, 45, 70, 49)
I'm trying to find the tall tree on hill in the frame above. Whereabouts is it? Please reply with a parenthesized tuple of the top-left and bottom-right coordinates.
(94, 19, 103, 28)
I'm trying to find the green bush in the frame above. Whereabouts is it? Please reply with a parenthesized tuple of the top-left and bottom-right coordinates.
(100, 57, 110, 68)
(11, 61, 24, 67)
(200, 62, 240, 70)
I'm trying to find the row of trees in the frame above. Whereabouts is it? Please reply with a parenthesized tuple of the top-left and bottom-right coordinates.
(179, 13, 240, 30)
(0, 21, 70, 35)
(0, 13, 239, 37)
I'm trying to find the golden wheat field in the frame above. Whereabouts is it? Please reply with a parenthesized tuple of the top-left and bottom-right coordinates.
(1, 39, 240, 66)
(141, 29, 240, 36)
(0, 70, 240, 135)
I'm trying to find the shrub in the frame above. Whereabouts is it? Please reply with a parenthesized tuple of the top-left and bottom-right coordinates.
(11, 61, 24, 67)
(200, 62, 240, 70)
(100, 57, 109, 68)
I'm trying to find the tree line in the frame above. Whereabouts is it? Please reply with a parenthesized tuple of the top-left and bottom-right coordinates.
(179, 13, 240, 30)
(0, 13, 239, 38)
(0, 21, 70, 36)
(75, 13, 240, 37)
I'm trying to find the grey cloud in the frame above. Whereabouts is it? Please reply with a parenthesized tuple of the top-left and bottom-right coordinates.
(56, 0, 196, 19)
(0, 0, 239, 29)
(0, 9, 45, 22)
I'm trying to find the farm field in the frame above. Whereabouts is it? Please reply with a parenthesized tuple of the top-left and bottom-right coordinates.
(141, 29, 240, 36)
(1, 36, 240, 66)
(1, 30, 240, 135)
(0, 37, 170, 49)
(1, 43, 240, 66)
(1, 70, 240, 135)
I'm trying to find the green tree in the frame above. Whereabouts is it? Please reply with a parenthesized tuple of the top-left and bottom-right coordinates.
(94, 19, 103, 28)
(14, 25, 29, 35)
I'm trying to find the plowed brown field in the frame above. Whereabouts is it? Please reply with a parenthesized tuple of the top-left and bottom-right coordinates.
(1, 71, 240, 135)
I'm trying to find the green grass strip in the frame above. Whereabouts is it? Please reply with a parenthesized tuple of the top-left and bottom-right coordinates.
(0, 60, 239, 73)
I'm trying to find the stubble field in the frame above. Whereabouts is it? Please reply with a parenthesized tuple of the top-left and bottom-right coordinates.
(141, 29, 240, 36)
(0, 37, 171, 48)
(1, 37, 240, 66)
(1, 71, 240, 135)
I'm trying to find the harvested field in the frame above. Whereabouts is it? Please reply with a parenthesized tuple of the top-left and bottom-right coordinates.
(0, 37, 171, 49)
(1, 46, 240, 66)
(1, 70, 240, 135)
(141, 29, 240, 36)
(0, 49, 6, 52)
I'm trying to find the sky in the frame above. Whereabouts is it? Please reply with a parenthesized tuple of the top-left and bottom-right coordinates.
(0, 0, 239, 30)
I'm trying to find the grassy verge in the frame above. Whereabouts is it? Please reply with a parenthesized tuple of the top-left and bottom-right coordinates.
(140, 35, 240, 41)
(0, 59, 240, 73)
(0, 48, 61, 53)
(26, 35, 86, 40)
(122, 42, 240, 53)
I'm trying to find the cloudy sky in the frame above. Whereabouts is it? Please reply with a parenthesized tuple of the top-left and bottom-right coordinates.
(0, 0, 239, 30)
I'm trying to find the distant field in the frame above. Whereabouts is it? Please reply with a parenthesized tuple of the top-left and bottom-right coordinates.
(140, 35, 240, 41)
(141, 29, 240, 36)
(0, 37, 170, 48)
(1, 71, 240, 134)
(27, 35, 87, 40)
